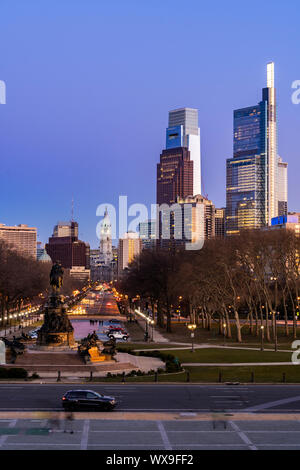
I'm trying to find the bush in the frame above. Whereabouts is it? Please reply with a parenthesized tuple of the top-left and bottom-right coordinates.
(0, 367, 28, 379)
(30, 372, 40, 379)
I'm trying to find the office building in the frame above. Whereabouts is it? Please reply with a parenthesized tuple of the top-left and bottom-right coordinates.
(167, 108, 201, 195)
(226, 63, 287, 235)
(158, 195, 214, 250)
(139, 220, 156, 249)
(277, 156, 288, 216)
(214, 208, 225, 238)
(0, 224, 37, 258)
(271, 213, 300, 234)
(118, 232, 142, 276)
(53, 221, 78, 238)
(46, 220, 90, 272)
(157, 147, 193, 206)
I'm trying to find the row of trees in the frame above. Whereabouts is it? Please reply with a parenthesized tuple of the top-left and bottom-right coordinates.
(119, 229, 300, 343)
(0, 241, 84, 326)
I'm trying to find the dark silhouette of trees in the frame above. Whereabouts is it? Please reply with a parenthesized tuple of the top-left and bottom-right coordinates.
(119, 229, 300, 342)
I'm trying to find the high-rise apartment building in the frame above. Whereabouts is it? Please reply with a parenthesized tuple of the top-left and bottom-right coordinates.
(0, 224, 37, 258)
(167, 108, 201, 195)
(117, 232, 141, 276)
(226, 63, 287, 235)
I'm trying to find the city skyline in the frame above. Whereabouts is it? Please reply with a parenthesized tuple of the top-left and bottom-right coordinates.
(0, 1, 300, 247)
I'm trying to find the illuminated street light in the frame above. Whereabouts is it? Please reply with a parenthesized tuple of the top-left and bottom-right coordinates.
(260, 325, 265, 351)
(187, 323, 197, 352)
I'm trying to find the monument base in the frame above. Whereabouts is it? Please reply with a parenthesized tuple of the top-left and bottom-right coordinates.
(37, 331, 75, 348)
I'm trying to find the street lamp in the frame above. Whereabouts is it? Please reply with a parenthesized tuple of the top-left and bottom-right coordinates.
(273, 312, 278, 352)
(187, 323, 197, 353)
(223, 322, 227, 346)
(260, 325, 264, 351)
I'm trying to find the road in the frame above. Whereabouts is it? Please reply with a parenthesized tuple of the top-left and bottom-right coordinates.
(1, 384, 300, 412)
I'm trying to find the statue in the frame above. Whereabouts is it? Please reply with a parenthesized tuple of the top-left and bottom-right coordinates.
(50, 261, 64, 293)
(37, 261, 75, 347)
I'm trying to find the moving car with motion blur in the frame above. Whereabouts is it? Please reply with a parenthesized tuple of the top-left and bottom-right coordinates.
(62, 390, 117, 411)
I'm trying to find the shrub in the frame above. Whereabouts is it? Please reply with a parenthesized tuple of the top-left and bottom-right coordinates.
(0, 367, 28, 379)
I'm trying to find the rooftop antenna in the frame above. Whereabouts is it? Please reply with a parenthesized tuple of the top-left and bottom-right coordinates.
(71, 196, 74, 222)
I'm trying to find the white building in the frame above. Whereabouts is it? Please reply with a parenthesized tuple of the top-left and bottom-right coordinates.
(99, 208, 113, 266)
(277, 156, 288, 216)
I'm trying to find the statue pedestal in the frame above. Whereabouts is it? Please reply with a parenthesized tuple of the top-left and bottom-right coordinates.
(37, 304, 75, 348)
(37, 331, 75, 348)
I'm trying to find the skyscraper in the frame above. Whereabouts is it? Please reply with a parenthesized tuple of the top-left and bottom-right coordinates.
(157, 147, 193, 206)
(167, 108, 201, 195)
(226, 63, 287, 235)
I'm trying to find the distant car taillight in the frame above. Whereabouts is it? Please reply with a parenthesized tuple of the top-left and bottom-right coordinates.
(62, 397, 66, 400)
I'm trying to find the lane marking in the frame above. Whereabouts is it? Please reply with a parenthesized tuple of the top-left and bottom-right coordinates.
(157, 421, 172, 450)
(0, 419, 17, 447)
(229, 421, 257, 450)
(244, 396, 300, 412)
(80, 419, 90, 450)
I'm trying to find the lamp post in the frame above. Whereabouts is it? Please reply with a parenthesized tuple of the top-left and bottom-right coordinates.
(273, 311, 278, 352)
(223, 322, 227, 347)
(260, 325, 264, 351)
(187, 323, 197, 352)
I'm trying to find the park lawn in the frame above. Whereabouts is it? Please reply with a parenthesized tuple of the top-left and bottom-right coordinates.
(157, 323, 297, 349)
(163, 348, 291, 364)
(93, 364, 300, 383)
(117, 342, 182, 351)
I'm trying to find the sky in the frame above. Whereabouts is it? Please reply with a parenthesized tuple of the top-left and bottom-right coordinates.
(0, 0, 300, 248)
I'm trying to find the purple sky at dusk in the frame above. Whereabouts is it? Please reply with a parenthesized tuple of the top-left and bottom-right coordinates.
(0, 0, 299, 248)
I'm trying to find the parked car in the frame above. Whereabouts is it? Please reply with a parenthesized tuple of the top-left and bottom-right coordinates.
(107, 330, 129, 341)
(62, 390, 116, 411)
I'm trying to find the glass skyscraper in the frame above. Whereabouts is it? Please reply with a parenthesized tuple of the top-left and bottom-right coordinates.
(226, 63, 287, 235)
(167, 108, 201, 195)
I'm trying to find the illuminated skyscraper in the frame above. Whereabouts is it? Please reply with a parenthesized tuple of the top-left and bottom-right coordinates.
(167, 108, 201, 195)
(226, 62, 286, 235)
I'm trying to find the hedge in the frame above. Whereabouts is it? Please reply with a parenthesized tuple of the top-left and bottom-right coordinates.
(0, 367, 28, 379)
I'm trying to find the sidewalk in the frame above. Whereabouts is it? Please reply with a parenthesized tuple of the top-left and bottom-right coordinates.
(181, 362, 293, 367)
(128, 308, 169, 343)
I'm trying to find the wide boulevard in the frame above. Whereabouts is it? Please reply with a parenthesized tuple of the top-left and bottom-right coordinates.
(1, 383, 300, 413)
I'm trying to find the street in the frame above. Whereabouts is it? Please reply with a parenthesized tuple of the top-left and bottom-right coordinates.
(1, 384, 300, 412)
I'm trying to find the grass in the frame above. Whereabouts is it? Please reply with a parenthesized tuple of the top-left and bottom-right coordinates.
(163, 348, 291, 363)
(157, 323, 297, 350)
(91, 364, 300, 383)
(117, 342, 183, 351)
